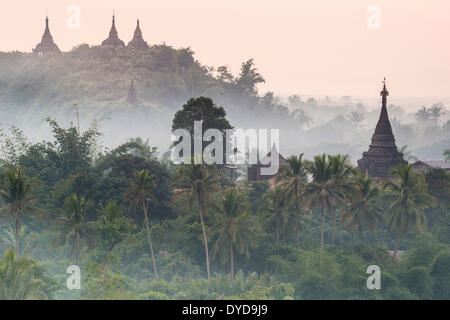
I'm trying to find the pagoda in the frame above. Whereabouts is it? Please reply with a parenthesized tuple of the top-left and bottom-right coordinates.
(101, 14, 125, 47)
(127, 20, 149, 50)
(33, 15, 61, 54)
(357, 79, 407, 178)
(126, 80, 139, 105)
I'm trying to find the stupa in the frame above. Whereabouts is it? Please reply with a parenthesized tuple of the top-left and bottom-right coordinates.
(33, 15, 61, 54)
(127, 20, 149, 50)
(357, 79, 407, 178)
(126, 80, 139, 105)
(101, 14, 125, 47)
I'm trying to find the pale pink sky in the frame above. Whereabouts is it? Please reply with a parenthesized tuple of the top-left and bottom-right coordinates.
(1, 0, 449, 98)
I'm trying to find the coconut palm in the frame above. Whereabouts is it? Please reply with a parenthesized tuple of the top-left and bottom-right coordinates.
(340, 173, 383, 238)
(398, 145, 418, 162)
(383, 164, 437, 259)
(176, 163, 219, 280)
(276, 154, 308, 244)
(260, 187, 292, 244)
(95, 200, 136, 252)
(328, 154, 358, 246)
(0, 225, 38, 257)
(444, 149, 450, 162)
(0, 248, 51, 300)
(125, 169, 158, 278)
(303, 154, 338, 251)
(211, 188, 257, 280)
(52, 194, 92, 265)
(0, 166, 35, 256)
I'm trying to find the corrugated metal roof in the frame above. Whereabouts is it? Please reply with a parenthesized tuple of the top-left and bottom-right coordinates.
(414, 160, 450, 169)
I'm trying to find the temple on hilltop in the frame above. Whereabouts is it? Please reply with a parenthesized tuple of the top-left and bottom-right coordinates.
(357, 79, 407, 178)
(127, 20, 149, 50)
(33, 15, 61, 54)
(126, 80, 139, 105)
(101, 14, 125, 47)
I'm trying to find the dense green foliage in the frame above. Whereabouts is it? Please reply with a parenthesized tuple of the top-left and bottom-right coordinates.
(0, 94, 449, 300)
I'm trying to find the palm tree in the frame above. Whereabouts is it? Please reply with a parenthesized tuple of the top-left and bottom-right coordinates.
(444, 149, 450, 162)
(125, 169, 158, 278)
(276, 154, 308, 244)
(398, 145, 418, 162)
(341, 173, 383, 238)
(95, 200, 135, 252)
(211, 188, 256, 280)
(429, 104, 445, 125)
(328, 154, 358, 246)
(383, 164, 436, 259)
(53, 194, 91, 265)
(347, 111, 365, 127)
(261, 187, 291, 244)
(176, 164, 219, 279)
(0, 166, 35, 256)
(415, 106, 431, 124)
(0, 248, 51, 300)
(0, 225, 38, 257)
(303, 154, 337, 251)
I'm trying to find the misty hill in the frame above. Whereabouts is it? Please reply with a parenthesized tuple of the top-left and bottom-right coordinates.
(0, 45, 217, 109)
(0, 45, 448, 161)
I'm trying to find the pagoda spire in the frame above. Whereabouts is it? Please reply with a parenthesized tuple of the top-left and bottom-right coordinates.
(101, 13, 125, 47)
(33, 14, 61, 54)
(373, 78, 394, 138)
(127, 19, 150, 49)
(357, 79, 407, 178)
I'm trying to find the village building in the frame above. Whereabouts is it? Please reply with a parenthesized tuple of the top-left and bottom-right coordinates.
(412, 160, 450, 172)
(247, 145, 288, 186)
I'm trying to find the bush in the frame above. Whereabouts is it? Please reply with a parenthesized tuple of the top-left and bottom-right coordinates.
(430, 250, 450, 299)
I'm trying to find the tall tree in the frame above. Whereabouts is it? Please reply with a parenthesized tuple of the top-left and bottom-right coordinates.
(211, 188, 256, 280)
(383, 164, 436, 259)
(444, 149, 450, 162)
(276, 154, 308, 244)
(125, 169, 159, 278)
(0, 166, 35, 256)
(176, 164, 219, 279)
(303, 154, 337, 251)
(95, 200, 135, 252)
(53, 194, 92, 265)
(235, 59, 265, 96)
(328, 154, 357, 246)
(172, 97, 233, 162)
(261, 187, 291, 244)
(341, 173, 383, 238)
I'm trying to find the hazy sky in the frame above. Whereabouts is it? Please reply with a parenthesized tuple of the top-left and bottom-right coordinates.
(1, 0, 449, 98)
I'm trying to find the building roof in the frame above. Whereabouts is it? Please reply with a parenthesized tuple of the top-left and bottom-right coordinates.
(258, 144, 288, 167)
(413, 160, 450, 169)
